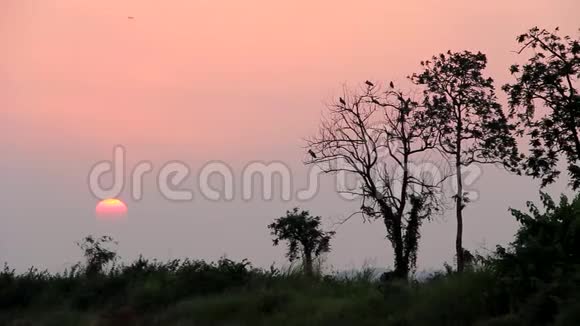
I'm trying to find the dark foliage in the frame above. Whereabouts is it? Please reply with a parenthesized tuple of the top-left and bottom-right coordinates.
(76, 235, 118, 276)
(503, 27, 580, 189)
(0, 256, 257, 312)
(491, 192, 580, 325)
(268, 208, 335, 276)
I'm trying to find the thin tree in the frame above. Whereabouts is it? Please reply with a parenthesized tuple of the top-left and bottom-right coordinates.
(268, 208, 335, 276)
(76, 235, 118, 276)
(306, 83, 445, 279)
(503, 27, 580, 189)
(411, 51, 519, 272)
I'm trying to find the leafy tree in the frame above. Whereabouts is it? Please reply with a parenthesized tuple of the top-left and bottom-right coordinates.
(76, 235, 118, 276)
(502, 192, 580, 283)
(268, 208, 335, 276)
(503, 27, 580, 189)
(493, 192, 580, 324)
(411, 51, 519, 272)
(306, 83, 446, 279)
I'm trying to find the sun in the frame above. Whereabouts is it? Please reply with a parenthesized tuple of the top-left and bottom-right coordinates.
(96, 198, 128, 220)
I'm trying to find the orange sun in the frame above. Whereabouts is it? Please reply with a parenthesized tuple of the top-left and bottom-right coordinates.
(96, 198, 128, 220)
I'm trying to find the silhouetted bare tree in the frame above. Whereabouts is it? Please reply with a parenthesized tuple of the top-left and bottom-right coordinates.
(503, 27, 580, 189)
(306, 83, 446, 279)
(411, 51, 519, 272)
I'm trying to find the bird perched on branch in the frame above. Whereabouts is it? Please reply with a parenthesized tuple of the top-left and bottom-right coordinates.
(365, 80, 374, 87)
(339, 97, 346, 105)
(389, 81, 394, 88)
(308, 149, 317, 159)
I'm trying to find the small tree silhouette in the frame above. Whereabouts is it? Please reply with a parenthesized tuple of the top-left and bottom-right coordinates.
(76, 235, 118, 276)
(268, 208, 335, 276)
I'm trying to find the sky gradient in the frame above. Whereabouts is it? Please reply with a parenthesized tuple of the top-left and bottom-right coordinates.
(1, 0, 578, 272)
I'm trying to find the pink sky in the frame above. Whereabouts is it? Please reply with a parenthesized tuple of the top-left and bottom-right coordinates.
(0, 0, 578, 271)
(3, 0, 577, 158)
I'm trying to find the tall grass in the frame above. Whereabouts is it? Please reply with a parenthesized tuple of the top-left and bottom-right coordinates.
(0, 258, 578, 325)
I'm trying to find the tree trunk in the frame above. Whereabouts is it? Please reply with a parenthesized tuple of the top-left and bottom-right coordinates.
(386, 216, 407, 279)
(403, 200, 421, 274)
(378, 198, 408, 279)
(455, 158, 465, 273)
(303, 251, 314, 276)
(394, 229, 407, 278)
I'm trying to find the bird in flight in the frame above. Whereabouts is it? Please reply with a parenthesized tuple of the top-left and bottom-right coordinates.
(308, 149, 317, 159)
